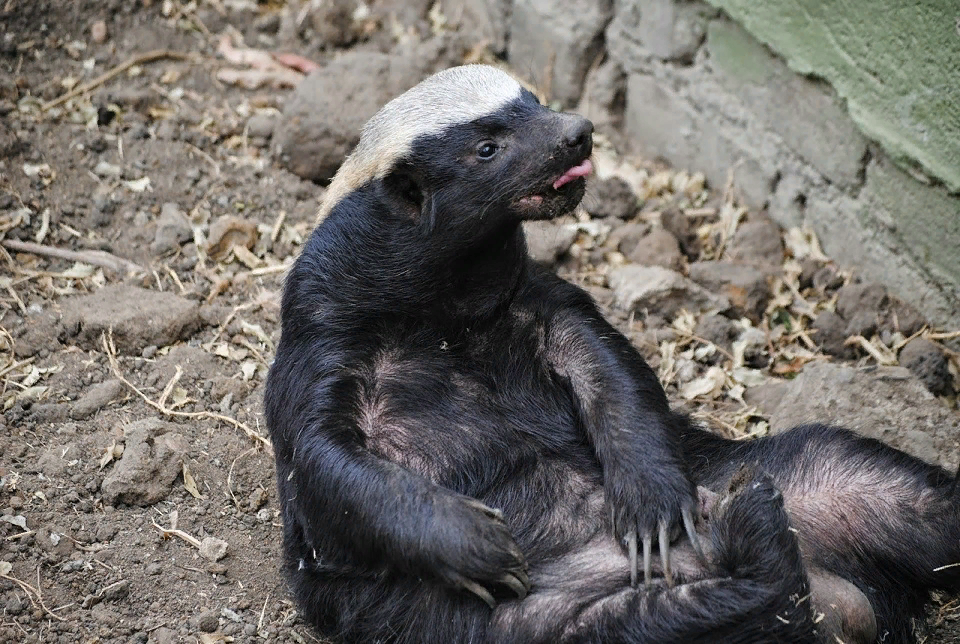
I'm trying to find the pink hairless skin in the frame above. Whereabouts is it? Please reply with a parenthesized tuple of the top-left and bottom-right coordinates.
(552, 158, 594, 190)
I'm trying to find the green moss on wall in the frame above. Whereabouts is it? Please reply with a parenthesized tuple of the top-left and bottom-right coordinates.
(705, 0, 960, 192)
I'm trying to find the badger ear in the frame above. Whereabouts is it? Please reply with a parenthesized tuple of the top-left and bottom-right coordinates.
(382, 162, 426, 219)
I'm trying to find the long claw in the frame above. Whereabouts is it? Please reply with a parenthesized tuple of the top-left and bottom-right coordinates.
(627, 530, 638, 588)
(514, 568, 531, 592)
(659, 519, 673, 587)
(464, 498, 504, 522)
(642, 531, 653, 588)
(459, 577, 496, 609)
(683, 506, 706, 564)
(500, 573, 528, 600)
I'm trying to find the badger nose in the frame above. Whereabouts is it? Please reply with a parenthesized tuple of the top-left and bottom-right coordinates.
(562, 117, 594, 151)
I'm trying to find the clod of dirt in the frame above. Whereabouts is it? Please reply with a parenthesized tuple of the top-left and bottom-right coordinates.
(726, 213, 784, 267)
(609, 221, 651, 257)
(206, 215, 258, 261)
(246, 113, 277, 139)
(899, 338, 954, 397)
(194, 608, 220, 633)
(608, 265, 730, 319)
(836, 282, 887, 320)
(661, 208, 701, 260)
(11, 306, 61, 358)
(832, 281, 927, 338)
(810, 310, 852, 358)
(70, 378, 124, 420)
(101, 418, 189, 506)
(151, 202, 193, 256)
(199, 537, 229, 562)
(695, 314, 738, 353)
(761, 362, 959, 467)
(688, 261, 773, 323)
(61, 284, 201, 354)
(585, 177, 639, 219)
(274, 50, 430, 181)
(35, 443, 80, 477)
(524, 219, 577, 264)
(623, 228, 683, 270)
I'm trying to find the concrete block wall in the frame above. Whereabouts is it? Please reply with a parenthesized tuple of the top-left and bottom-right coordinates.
(469, 0, 960, 325)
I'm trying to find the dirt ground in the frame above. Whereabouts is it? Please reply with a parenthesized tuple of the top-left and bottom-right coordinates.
(1, 2, 959, 643)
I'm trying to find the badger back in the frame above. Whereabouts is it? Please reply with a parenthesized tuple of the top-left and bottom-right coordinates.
(316, 64, 525, 222)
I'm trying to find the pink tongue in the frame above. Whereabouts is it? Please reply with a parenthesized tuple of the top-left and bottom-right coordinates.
(552, 158, 594, 190)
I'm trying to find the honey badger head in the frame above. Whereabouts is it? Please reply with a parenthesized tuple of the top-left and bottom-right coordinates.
(318, 65, 593, 240)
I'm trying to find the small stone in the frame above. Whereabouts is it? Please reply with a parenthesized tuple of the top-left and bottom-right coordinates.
(523, 220, 577, 264)
(146, 563, 162, 576)
(727, 214, 783, 267)
(70, 379, 124, 420)
(608, 265, 729, 319)
(36, 443, 80, 477)
(90, 19, 108, 44)
(899, 338, 953, 396)
(609, 222, 650, 257)
(624, 228, 683, 270)
(151, 202, 193, 256)
(142, 345, 158, 359)
(695, 314, 738, 352)
(661, 208, 701, 260)
(836, 282, 887, 321)
(688, 261, 772, 323)
(810, 310, 852, 358)
(101, 419, 189, 506)
(586, 177, 639, 219)
(813, 265, 844, 291)
(246, 113, 277, 139)
(194, 609, 220, 633)
(844, 309, 878, 338)
(100, 579, 130, 602)
(93, 161, 122, 178)
(199, 537, 229, 562)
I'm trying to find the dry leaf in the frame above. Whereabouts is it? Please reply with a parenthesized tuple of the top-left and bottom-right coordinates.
(1, 514, 27, 530)
(182, 462, 202, 499)
(680, 366, 726, 400)
(99, 440, 118, 470)
(123, 177, 152, 192)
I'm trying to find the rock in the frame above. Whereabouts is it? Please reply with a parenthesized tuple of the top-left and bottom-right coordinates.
(246, 113, 276, 139)
(194, 609, 220, 633)
(727, 214, 784, 267)
(608, 222, 650, 256)
(274, 50, 430, 182)
(608, 265, 729, 319)
(93, 161, 122, 178)
(810, 310, 851, 358)
(70, 379, 124, 420)
(688, 261, 772, 322)
(61, 285, 201, 354)
(523, 220, 577, 264)
(586, 177, 639, 219)
(443, 0, 511, 53)
(812, 264, 844, 291)
(844, 309, 878, 338)
(624, 229, 683, 270)
(150, 202, 193, 256)
(885, 298, 926, 336)
(899, 338, 953, 396)
(90, 19, 108, 44)
(508, 0, 612, 107)
(576, 59, 626, 134)
(661, 207, 701, 260)
(764, 362, 960, 468)
(836, 282, 888, 321)
(695, 314, 738, 352)
(36, 443, 80, 477)
(309, 0, 361, 46)
(100, 418, 189, 506)
(607, 0, 714, 67)
(199, 537, 229, 562)
(149, 627, 177, 644)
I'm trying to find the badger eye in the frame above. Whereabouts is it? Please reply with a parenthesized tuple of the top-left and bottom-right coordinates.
(476, 142, 499, 160)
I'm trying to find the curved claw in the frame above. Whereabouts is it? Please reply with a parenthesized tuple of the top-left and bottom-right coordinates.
(500, 573, 528, 600)
(457, 576, 496, 609)
(626, 529, 638, 588)
(659, 519, 673, 587)
(682, 505, 706, 565)
(642, 531, 653, 588)
(464, 498, 504, 522)
(513, 567, 531, 593)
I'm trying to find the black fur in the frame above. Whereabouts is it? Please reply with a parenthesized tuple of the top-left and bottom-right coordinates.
(265, 89, 960, 643)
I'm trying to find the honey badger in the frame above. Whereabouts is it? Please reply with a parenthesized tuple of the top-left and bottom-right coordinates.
(265, 64, 960, 643)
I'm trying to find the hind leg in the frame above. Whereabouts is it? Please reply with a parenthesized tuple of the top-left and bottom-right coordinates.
(684, 422, 960, 642)
(490, 467, 815, 644)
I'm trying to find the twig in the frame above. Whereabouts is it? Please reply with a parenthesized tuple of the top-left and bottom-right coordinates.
(102, 331, 272, 450)
(226, 447, 257, 509)
(0, 567, 66, 621)
(42, 50, 193, 111)
(2, 239, 146, 276)
(844, 335, 897, 366)
(151, 520, 202, 549)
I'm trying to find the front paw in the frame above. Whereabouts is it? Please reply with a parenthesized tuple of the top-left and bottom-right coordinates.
(430, 495, 530, 608)
(606, 465, 701, 587)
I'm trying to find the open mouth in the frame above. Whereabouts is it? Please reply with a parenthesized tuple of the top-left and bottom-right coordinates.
(515, 158, 593, 211)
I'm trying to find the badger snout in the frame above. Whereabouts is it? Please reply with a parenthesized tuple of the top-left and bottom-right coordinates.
(555, 114, 594, 161)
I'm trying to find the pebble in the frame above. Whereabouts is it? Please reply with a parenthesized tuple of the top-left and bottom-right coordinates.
(608, 265, 729, 319)
(90, 20, 108, 44)
(688, 261, 772, 323)
(93, 161, 122, 178)
(899, 338, 953, 396)
(69, 379, 124, 420)
(524, 220, 577, 264)
(624, 228, 683, 271)
(727, 214, 784, 267)
(195, 609, 220, 633)
(199, 536, 229, 562)
(586, 177, 639, 219)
